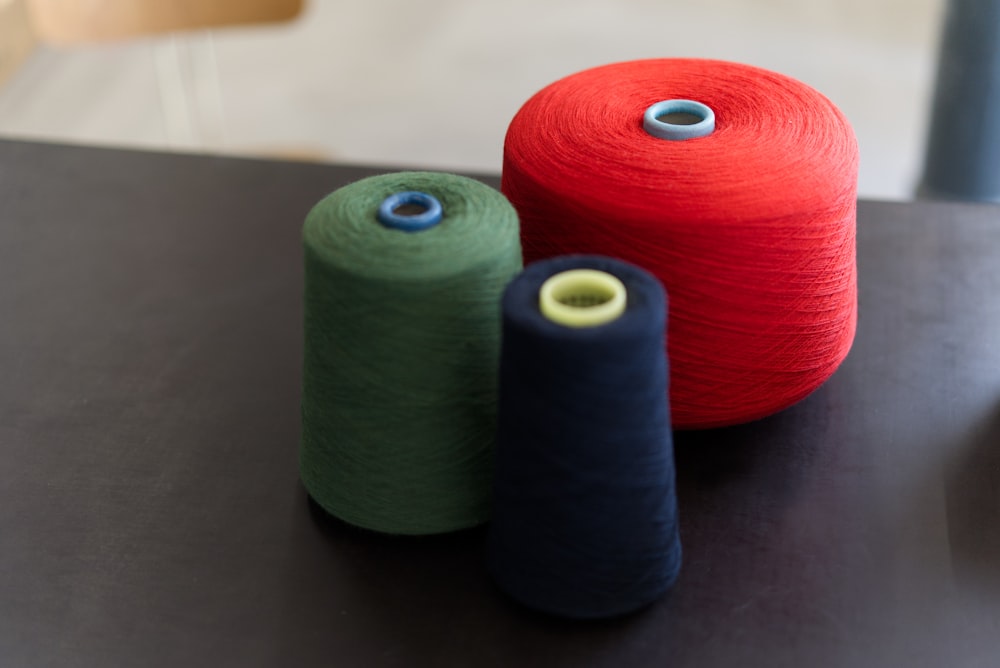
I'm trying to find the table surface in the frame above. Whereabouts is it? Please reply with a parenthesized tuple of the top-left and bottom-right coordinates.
(3, 138, 1000, 668)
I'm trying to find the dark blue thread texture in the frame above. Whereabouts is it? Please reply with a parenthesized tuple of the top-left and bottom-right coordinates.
(488, 255, 682, 619)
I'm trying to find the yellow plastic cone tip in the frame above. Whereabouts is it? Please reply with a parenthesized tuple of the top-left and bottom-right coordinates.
(539, 269, 627, 327)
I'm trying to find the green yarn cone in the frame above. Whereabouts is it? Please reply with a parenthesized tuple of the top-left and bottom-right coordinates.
(300, 172, 522, 534)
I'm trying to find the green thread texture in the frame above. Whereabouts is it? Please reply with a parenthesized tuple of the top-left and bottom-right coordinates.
(300, 172, 522, 534)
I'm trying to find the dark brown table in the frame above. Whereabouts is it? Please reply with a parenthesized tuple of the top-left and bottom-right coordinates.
(3, 138, 1000, 667)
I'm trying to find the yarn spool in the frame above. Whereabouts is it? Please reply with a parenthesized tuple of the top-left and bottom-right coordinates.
(502, 58, 859, 429)
(300, 171, 522, 535)
(489, 255, 681, 619)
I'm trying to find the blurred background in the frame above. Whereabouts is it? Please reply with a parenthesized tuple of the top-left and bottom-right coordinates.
(0, 0, 943, 200)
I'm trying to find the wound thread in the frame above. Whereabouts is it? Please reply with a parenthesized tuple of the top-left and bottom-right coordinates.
(501, 58, 859, 429)
(489, 255, 681, 619)
(300, 171, 522, 535)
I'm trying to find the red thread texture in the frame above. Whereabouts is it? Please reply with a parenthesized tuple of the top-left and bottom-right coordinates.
(501, 59, 859, 429)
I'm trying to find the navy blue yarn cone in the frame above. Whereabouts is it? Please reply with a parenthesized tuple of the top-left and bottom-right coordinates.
(488, 255, 682, 619)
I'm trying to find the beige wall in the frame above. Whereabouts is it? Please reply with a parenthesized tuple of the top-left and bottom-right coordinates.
(0, 0, 947, 200)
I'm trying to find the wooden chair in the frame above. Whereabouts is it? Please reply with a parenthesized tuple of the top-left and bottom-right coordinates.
(0, 0, 37, 87)
(17, 0, 305, 151)
(25, 0, 303, 45)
